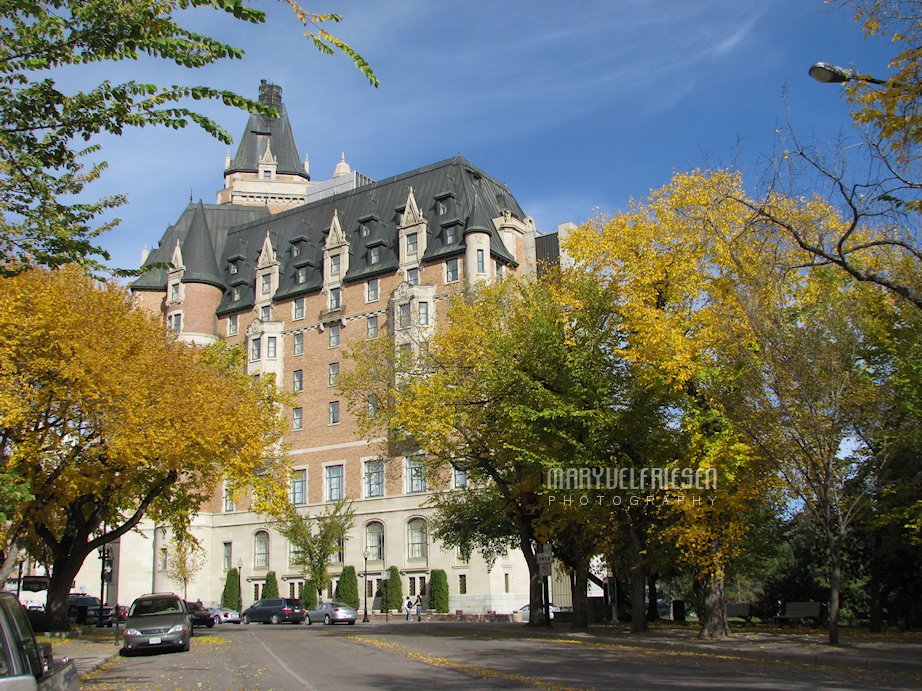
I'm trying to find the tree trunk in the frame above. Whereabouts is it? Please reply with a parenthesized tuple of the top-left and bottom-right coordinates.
(519, 532, 544, 626)
(869, 530, 882, 633)
(630, 566, 647, 633)
(0, 543, 21, 589)
(646, 573, 659, 621)
(698, 571, 730, 639)
(828, 540, 842, 645)
(46, 555, 87, 631)
(570, 560, 590, 629)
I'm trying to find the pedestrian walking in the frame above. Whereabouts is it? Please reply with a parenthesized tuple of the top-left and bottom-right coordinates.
(404, 597, 413, 621)
(414, 595, 422, 622)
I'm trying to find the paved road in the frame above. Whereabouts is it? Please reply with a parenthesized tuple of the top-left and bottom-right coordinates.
(81, 621, 922, 690)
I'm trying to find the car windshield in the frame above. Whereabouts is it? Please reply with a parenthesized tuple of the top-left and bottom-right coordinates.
(130, 598, 182, 616)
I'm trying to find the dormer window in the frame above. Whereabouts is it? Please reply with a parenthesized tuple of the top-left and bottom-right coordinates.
(360, 223, 369, 237)
(446, 226, 458, 244)
(407, 233, 418, 255)
(296, 266, 307, 284)
(292, 245, 301, 258)
(230, 263, 239, 275)
(232, 287, 241, 301)
(330, 254, 341, 276)
(170, 282, 179, 302)
(438, 200, 448, 215)
(261, 274, 271, 295)
(369, 247, 381, 265)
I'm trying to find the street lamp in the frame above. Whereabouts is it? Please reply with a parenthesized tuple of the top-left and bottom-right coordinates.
(362, 549, 370, 623)
(809, 61, 887, 85)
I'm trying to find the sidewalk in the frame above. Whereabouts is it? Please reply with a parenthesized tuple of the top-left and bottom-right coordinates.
(41, 629, 121, 679)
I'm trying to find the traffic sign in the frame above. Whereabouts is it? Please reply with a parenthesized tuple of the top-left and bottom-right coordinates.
(536, 543, 553, 564)
(539, 562, 552, 577)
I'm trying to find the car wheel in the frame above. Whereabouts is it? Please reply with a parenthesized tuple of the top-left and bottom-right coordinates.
(348, 620, 356, 625)
(206, 619, 214, 628)
(213, 615, 221, 626)
(242, 614, 250, 625)
(270, 614, 280, 625)
(324, 614, 331, 625)
(182, 637, 190, 652)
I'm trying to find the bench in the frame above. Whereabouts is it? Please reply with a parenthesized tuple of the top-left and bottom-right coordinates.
(725, 602, 753, 624)
(776, 601, 823, 626)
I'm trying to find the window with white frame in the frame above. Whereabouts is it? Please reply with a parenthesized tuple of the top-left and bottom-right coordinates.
(446, 258, 459, 283)
(329, 537, 344, 564)
(228, 314, 239, 336)
(289, 541, 303, 566)
(330, 254, 341, 276)
(293, 369, 303, 392)
(367, 316, 378, 339)
(477, 249, 485, 274)
(406, 456, 427, 493)
(290, 469, 306, 505)
(294, 297, 305, 320)
(398, 303, 411, 329)
(254, 531, 269, 568)
(297, 266, 307, 284)
(407, 232, 418, 255)
(407, 518, 428, 559)
(329, 287, 341, 309)
(369, 246, 381, 265)
(367, 278, 379, 302)
(328, 362, 339, 387)
(292, 407, 303, 431)
(260, 305, 271, 322)
(223, 481, 235, 512)
(446, 226, 458, 243)
(168, 313, 182, 331)
(364, 459, 384, 498)
(325, 464, 344, 501)
(419, 301, 429, 326)
(366, 522, 384, 560)
(261, 274, 271, 294)
(266, 336, 277, 358)
(230, 262, 239, 275)
(454, 467, 469, 489)
(407, 267, 419, 286)
(293, 332, 304, 355)
(223, 542, 232, 571)
(250, 336, 261, 361)
(328, 400, 340, 425)
(329, 324, 340, 348)
(170, 282, 179, 302)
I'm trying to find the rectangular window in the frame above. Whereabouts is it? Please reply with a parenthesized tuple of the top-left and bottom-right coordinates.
(446, 258, 459, 283)
(366, 580, 374, 598)
(325, 464, 344, 501)
(504, 573, 510, 593)
(477, 249, 485, 274)
(409, 578, 416, 597)
(263, 169, 271, 179)
(293, 407, 303, 431)
(293, 369, 303, 392)
(254, 584, 261, 600)
(294, 297, 305, 320)
(250, 336, 261, 361)
(496, 262, 504, 278)
(329, 324, 340, 348)
(364, 459, 384, 498)
(407, 267, 419, 286)
(289, 542, 303, 567)
(228, 314, 239, 336)
(260, 305, 270, 321)
(232, 287, 241, 302)
(328, 362, 339, 387)
(407, 233, 418, 255)
(446, 226, 457, 243)
(267, 336, 277, 358)
(419, 302, 429, 326)
(370, 246, 381, 265)
(297, 266, 307, 284)
(169, 313, 182, 332)
(419, 576, 426, 596)
(159, 548, 167, 571)
(230, 263, 239, 275)
(293, 333, 304, 355)
(223, 482, 234, 512)
(454, 467, 469, 489)
(330, 254, 341, 276)
(328, 401, 340, 425)
(459, 574, 467, 594)
(223, 542, 232, 571)
(261, 274, 271, 294)
(367, 316, 378, 339)
(329, 287, 341, 309)
(406, 456, 427, 493)
(170, 282, 179, 302)
(398, 303, 411, 329)
(290, 469, 306, 505)
(438, 200, 448, 216)
(292, 244, 301, 258)
(367, 278, 379, 302)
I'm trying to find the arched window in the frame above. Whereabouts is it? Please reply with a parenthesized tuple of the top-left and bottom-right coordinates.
(407, 518, 427, 559)
(254, 531, 269, 569)
(365, 522, 384, 561)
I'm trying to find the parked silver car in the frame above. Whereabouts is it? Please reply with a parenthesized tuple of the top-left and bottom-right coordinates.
(304, 601, 357, 625)
(208, 606, 240, 625)
(121, 593, 191, 655)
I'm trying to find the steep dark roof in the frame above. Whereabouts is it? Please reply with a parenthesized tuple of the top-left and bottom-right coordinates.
(133, 204, 271, 291)
(225, 81, 308, 180)
(180, 202, 224, 289)
(535, 232, 560, 278)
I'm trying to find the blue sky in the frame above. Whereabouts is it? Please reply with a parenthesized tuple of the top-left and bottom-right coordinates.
(77, 0, 896, 272)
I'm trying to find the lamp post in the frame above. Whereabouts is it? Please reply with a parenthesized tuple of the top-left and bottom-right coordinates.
(237, 559, 243, 613)
(809, 61, 887, 86)
(362, 549, 369, 623)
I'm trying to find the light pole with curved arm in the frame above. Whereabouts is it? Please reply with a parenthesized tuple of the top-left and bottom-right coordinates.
(362, 549, 370, 623)
(809, 61, 888, 85)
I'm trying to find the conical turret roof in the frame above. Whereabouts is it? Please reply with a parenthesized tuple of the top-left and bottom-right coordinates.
(179, 201, 224, 289)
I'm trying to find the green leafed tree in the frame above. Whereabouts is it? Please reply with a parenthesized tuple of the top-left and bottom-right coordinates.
(0, 0, 377, 275)
(383, 565, 402, 613)
(428, 569, 449, 613)
(221, 568, 241, 612)
(336, 566, 359, 609)
(263, 571, 279, 599)
(302, 579, 317, 609)
(166, 534, 206, 600)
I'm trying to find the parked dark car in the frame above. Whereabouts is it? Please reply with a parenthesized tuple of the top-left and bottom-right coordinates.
(121, 593, 191, 655)
(241, 598, 304, 625)
(304, 601, 356, 625)
(66, 593, 115, 626)
(0, 591, 79, 689)
(185, 600, 215, 628)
